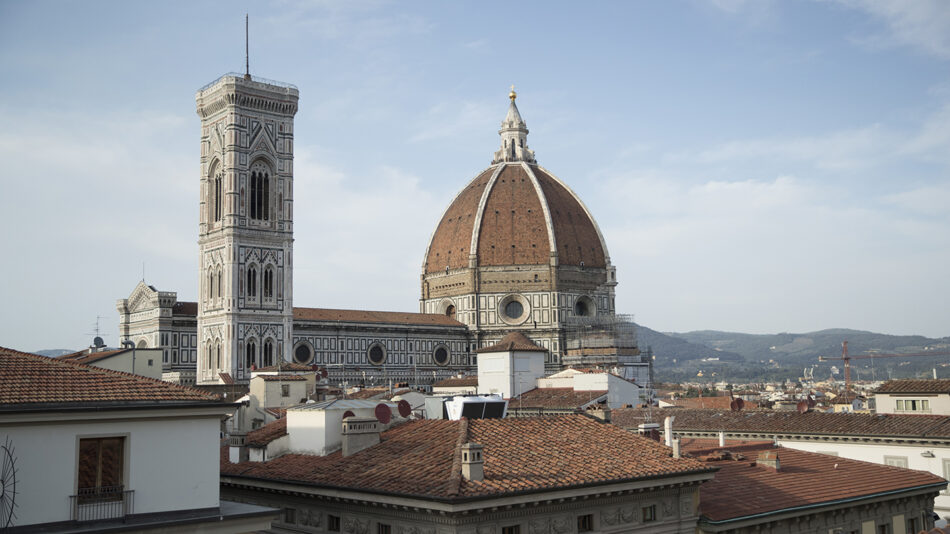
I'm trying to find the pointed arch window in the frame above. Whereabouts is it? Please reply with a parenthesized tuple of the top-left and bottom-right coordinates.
(208, 269, 214, 300)
(263, 339, 274, 367)
(249, 162, 270, 221)
(212, 171, 223, 222)
(215, 341, 221, 370)
(216, 267, 223, 301)
(246, 340, 257, 369)
(247, 266, 258, 298)
(263, 266, 274, 299)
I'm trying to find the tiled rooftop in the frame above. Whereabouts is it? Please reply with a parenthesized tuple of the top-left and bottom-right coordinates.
(57, 348, 128, 365)
(875, 379, 950, 394)
(433, 376, 479, 388)
(293, 307, 466, 327)
(222, 415, 713, 500)
(692, 441, 946, 523)
(611, 408, 950, 439)
(475, 332, 547, 353)
(172, 301, 198, 316)
(0, 346, 220, 406)
(246, 418, 288, 447)
(663, 396, 760, 410)
(509, 388, 607, 410)
(257, 374, 308, 382)
(253, 362, 317, 372)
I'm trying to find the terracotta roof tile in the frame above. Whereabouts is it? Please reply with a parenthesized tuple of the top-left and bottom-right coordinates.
(510, 388, 607, 410)
(219, 372, 235, 385)
(173, 301, 198, 316)
(425, 167, 495, 273)
(476, 165, 551, 267)
(246, 418, 288, 447)
(222, 415, 714, 500)
(293, 307, 465, 327)
(475, 332, 547, 353)
(0, 345, 220, 406)
(696, 443, 946, 522)
(532, 167, 606, 268)
(664, 396, 760, 410)
(258, 374, 308, 382)
(433, 376, 479, 388)
(611, 408, 950, 439)
(58, 349, 128, 365)
(875, 379, 950, 394)
(253, 362, 316, 372)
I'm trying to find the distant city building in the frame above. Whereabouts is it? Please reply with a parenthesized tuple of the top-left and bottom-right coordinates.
(874, 379, 950, 415)
(117, 73, 649, 389)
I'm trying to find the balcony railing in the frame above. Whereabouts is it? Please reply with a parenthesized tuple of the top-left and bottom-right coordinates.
(70, 486, 134, 522)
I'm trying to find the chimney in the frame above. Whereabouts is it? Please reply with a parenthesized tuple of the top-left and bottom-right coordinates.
(588, 406, 611, 423)
(342, 417, 380, 457)
(461, 442, 484, 481)
(756, 450, 780, 471)
(664, 416, 675, 446)
(638, 422, 661, 441)
(229, 431, 249, 463)
(671, 438, 681, 458)
(718, 431, 726, 448)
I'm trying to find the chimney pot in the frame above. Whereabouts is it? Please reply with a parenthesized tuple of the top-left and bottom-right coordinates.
(342, 416, 381, 457)
(461, 442, 484, 481)
(756, 450, 780, 471)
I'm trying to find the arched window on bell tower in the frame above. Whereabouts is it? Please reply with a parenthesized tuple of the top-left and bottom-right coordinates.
(246, 339, 257, 369)
(249, 161, 271, 221)
(263, 339, 274, 367)
(263, 266, 274, 299)
(247, 265, 258, 299)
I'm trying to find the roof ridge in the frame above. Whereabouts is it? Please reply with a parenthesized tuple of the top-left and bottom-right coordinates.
(445, 418, 469, 497)
(0, 345, 219, 401)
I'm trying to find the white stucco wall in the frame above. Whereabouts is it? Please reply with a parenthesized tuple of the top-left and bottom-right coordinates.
(90, 348, 164, 381)
(1, 411, 222, 527)
(287, 403, 398, 456)
(777, 439, 950, 517)
(477, 350, 545, 399)
(875, 393, 950, 415)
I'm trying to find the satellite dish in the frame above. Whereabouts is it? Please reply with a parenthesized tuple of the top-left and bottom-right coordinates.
(321, 368, 329, 379)
(93, 336, 105, 348)
(807, 395, 816, 409)
(311, 364, 319, 371)
(375, 403, 391, 424)
(797, 400, 808, 413)
(736, 398, 745, 410)
(397, 399, 411, 418)
(342, 410, 355, 419)
(730, 399, 739, 412)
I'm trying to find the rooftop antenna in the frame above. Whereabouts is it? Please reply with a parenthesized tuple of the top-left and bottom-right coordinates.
(244, 14, 251, 81)
(141, 261, 145, 282)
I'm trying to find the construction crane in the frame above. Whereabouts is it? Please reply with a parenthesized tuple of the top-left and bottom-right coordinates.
(818, 341, 950, 392)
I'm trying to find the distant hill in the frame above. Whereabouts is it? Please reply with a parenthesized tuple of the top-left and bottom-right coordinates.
(666, 329, 950, 380)
(34, 349, 76, 357)
(637, 324, 744, 363)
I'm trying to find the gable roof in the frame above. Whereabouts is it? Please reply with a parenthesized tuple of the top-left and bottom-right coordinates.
(0, 345, 220, 407)
(610, 408, 950, 440)
(246, 418, 288, 447)
(475, 332, 547, 353)
(222, 415, 714, 501)
(293, 307, 466, 327)
(433, 376, 479, 388)
(509, 388, 607, 410)
(58, 348, 129, 365)
(692, 441, 946, 524)
(875, 378, 950, 394)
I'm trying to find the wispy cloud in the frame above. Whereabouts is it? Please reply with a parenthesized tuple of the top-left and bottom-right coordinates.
(831, 0, 950, 59)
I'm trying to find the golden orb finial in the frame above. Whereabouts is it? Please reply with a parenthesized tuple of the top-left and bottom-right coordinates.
(509, 84, 517, 101)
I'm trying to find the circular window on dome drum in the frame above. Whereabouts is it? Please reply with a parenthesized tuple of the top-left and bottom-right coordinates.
(293, 342, 313, 364)
(574, 296, 596, 318)
(367, 343, 386, 366)
(433, 345, 450, 366)
(498, 294, 529, 325)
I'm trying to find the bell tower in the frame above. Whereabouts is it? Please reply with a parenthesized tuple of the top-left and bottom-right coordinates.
(195, 73, 299, 384)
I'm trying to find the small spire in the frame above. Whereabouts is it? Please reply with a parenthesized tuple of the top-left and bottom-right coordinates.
(244, 14, 251, 81)
(509, 84, 517, 102)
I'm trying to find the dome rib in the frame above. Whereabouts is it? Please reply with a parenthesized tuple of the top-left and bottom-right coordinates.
(520, 162, 557, 263)
(468, 163, 505, 259)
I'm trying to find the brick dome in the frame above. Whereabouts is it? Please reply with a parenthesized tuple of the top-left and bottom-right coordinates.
(423, 162, 608, 274)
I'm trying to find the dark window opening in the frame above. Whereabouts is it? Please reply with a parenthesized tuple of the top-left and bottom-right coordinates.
(78, 437, 124, 503)
(505, 300, 523, 319)
(577, 515, 593, 532)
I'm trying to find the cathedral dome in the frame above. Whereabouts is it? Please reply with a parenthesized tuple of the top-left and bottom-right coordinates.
(423, 94, 609, 275)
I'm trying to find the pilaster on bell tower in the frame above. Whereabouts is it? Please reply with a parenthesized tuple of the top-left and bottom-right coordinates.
(195, 72, 299, 385)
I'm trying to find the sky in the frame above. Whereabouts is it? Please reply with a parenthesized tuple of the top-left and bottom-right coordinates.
(1, 0, 949, 352)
